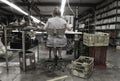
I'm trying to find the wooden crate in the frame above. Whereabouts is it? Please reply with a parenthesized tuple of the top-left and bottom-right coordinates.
(116, 46, 120, 50)
(19, 51, 36, 71)
(70, 56, 94, 78)
(71, 69, 93, 78)
(88, 46, 108, 68)
(83, 32, 109, 46)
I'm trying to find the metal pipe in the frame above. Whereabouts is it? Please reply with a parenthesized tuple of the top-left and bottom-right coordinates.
(22, 31, 26, 71)
(37, 44, 40, 62)
(4, 26, 9, 71)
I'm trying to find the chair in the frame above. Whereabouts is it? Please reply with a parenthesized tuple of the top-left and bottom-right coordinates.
(46, 28, 65, 59)
(46, 28, 66, 71)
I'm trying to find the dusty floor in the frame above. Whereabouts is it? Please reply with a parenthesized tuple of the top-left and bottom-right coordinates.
(0, 44, 120, 81)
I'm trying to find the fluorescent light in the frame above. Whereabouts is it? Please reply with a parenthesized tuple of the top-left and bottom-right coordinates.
(0, 0, 45, 25)
(60, 0, 66, 16)
(30, 16, 45, 25)
(0, 0, 28, 15)
(30, 16, 40, 23)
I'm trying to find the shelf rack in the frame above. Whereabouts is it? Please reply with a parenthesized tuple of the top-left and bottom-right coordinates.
(3, 26, 26, 71)
(3, 25, 40, 71)
(79, 0, 120, 46)
(95, 0, 120, 46)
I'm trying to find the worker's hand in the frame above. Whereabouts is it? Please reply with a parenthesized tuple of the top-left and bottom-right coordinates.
(66, 23, 73, 31)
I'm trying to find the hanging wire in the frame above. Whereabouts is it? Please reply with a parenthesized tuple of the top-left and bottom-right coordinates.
(67, 0, 75, 15)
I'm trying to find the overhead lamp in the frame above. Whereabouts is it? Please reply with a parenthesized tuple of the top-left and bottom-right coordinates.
(0, 0, 28, 15)
(0, 0, 45, 25)
(30, 16, 45, 25)
(60, 0, 66, 16)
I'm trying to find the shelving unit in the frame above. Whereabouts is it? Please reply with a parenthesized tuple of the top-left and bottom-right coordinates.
(3, 25, 40, 71)
(77, 8, 96, 57)
(96, 0, 120, 46)
(78, 12, 95, 33)
(3, 25, 26, 71)
(78, 0, 120, 46)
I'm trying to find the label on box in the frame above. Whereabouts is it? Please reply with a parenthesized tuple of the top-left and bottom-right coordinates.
(26, 59, 30, 66)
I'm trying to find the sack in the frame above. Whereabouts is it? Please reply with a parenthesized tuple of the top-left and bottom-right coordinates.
(0, 38, 5, 54)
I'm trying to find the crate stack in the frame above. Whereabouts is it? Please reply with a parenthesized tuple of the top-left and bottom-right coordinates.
(83, 32, 109, 68)
(19, 51, 36, 71)
(70, 56, 94, 78)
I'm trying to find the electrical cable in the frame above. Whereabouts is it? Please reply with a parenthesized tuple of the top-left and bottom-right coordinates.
(67, 0, 75, 15)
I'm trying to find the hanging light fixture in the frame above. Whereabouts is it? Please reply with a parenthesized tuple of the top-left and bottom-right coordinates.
(0, 0, 45, 24)
(60, 0, 66, 16)
(0, 0, 28, 15)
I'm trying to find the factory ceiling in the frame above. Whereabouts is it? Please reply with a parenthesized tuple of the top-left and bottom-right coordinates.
(0, 0, 104, 24)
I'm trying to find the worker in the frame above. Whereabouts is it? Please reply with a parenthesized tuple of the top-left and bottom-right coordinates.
(44, 7, 72, 60)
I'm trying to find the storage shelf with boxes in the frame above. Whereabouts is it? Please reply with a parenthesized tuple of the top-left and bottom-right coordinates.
(95, 0, 120, 47)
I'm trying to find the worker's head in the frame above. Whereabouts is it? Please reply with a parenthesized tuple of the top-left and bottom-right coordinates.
(52, 7, 61, 17)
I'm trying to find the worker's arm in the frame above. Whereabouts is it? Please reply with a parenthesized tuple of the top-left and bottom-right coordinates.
(43, 22, 48, 30)
(37, 21, 48, 31)
(65, 23, 73, 31)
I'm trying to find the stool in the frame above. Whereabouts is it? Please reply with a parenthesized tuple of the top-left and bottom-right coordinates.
(19, 51, 36, 71)
(46, 47, 66, 72)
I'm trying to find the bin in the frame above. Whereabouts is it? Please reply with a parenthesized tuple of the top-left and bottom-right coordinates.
(70, 56, 94, 78)
(88, 46, 108, 68)
(19, 51, 36, 71)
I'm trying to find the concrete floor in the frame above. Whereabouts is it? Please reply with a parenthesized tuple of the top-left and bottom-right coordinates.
(0, 44, 120, 81)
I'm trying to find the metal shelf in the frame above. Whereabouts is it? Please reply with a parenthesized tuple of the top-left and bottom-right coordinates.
(96, 22, 120, 26)
(97, 14, 120, 21)
(96, 6, 120, 16)
(7, 49, 22, 51)
(4, 27, 26, 71)
(96, 0, 117, 10)
(3, 26, 40, 72)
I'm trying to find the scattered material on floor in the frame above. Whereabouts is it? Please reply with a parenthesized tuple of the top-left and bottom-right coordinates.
(47, 75, 69, 81)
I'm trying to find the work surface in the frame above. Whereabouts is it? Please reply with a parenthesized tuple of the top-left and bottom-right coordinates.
(35, 31, 82, 35)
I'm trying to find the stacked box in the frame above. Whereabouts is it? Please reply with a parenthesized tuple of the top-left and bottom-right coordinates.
(83, 32, 109, 46)
(117, 17, 120, 22)
(70, 56, 94, 78)
(110, 25, 115, 29)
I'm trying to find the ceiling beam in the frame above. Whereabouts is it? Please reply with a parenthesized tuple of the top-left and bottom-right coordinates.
(0, 9, 10, 15)
(0, 7, 13, 14)
(0, 2, 96, 7)
(3, 14, 51, 17)
(0, 6, 21, 16)
(20, 0, 41, 15)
